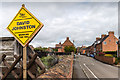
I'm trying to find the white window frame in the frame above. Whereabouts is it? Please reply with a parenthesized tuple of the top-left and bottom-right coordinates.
(104, 41, 106, 45)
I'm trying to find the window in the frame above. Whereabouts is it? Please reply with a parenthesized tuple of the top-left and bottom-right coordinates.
(104, 41, 106, 45)
(98, 41, 100, 43)
(109, 40, 111, 42)
(116, 41, 118, 44)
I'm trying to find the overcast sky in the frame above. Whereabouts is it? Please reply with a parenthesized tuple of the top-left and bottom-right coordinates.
(0, 2, 118, 48)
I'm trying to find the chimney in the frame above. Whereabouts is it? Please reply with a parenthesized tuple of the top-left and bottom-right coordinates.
(67, 37, 69, 40)
(59, 42, 61, 44)
(108, 31, 114, 36)
(101, 34, 107, 38)
(96, 37, 100, 41)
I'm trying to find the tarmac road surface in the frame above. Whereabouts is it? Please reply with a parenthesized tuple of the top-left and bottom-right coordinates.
(72, 55, 119, 80)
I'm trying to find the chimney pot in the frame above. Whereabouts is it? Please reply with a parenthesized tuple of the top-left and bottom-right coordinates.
(108, 31, 114, 36)
(96, 37, 100, 41)
(101, 34, 107, 38)
(67, 37, 69, 40)
(59, 42, 61, 44)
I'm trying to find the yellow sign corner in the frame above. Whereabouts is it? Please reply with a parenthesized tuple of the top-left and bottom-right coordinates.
(7, 5, 44, 47)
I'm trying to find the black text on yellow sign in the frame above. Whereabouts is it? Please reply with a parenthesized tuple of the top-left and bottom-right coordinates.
(7, 6, 44, 47)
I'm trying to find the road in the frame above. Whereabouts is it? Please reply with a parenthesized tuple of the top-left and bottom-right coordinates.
(72, 55, 119, 80)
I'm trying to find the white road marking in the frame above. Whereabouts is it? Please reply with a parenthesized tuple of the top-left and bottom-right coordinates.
(84, 63, 99, 80)
(91, 63, 94, 65)
(79, 64, 90, 79)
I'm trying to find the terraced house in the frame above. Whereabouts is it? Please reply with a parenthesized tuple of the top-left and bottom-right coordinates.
(94, 31, 118, 54)
(118, 37, 120, 57)
(80, 46, 86, 55)
(55, 37, 74, 52)
(85, 31, 118, 56)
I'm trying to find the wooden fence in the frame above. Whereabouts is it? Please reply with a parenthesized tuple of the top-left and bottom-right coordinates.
(1, 52, 45, 80)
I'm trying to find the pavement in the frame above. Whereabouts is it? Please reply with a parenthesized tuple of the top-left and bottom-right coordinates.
(72, 55, 119, 80)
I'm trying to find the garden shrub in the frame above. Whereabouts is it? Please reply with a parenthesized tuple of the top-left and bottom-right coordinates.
(98, 52, 105, 56)
(115, 57, 120, 65)
(40, 56, 58, 69)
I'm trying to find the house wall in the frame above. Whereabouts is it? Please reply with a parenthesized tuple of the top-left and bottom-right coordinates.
(56, 37, 74, 53)
(90, 46, 94, 54)
(102, 35, 118, 52)
(118, 43, 120, 57)
(85, 48, 90, 55)
(96, 44, 102, 53)
(82, 50, 86, 54)
(77, 47, 80, 53)
(58, 48, 62, 52)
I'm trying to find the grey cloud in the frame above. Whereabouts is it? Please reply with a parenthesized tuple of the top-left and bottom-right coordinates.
(0, 2, 118, 47)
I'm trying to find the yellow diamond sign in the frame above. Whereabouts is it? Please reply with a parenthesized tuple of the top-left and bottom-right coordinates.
(7, 6, 44, 47)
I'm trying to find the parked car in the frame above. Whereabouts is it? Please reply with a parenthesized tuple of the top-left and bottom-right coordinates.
(87, 53, 90, 57)
(74, 54, 76, 58)
(90, 54, 94, 58)
(94, 52, 96, 56)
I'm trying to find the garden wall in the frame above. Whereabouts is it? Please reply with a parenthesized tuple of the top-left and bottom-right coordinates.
(95, 55, 115, 65)
(38, 55, 74, 79)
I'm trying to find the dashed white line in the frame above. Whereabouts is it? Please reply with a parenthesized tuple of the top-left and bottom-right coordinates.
(84, 63, 99, 80)
(79, 64, 90, 79)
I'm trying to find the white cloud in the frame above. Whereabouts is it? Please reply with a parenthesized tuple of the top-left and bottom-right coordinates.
(0, 2, 118, 47)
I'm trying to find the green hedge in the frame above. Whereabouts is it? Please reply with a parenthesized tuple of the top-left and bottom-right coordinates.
(40, 56, 58, 69)
(104, 51, 117, 58)
(104, 51, 117, 54)
(115, 57, 120, 65)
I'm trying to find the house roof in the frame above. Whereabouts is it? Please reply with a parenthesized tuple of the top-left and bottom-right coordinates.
(100, 35, 109, 43)
(55, 44, 62, 48)
(86, 46, 91, 49)
(62, 37, 74, 46)
(93, 35, 109, 46)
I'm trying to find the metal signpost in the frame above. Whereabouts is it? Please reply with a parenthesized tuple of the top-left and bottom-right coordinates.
(7, 4, 44, 79)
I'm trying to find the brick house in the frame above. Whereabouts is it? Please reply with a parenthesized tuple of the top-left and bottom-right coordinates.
(55, 37, 74, 52)
(85, 46, 92, 56)
(62, 37, 74, 48)
(80, 46, 86, 55)
(118, 37, 120, 57)
(94, 31, 118, 53)
(46, 47, 53, 52)
(77, 47, 81, 54)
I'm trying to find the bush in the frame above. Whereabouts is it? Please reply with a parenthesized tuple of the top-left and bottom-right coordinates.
(34, 47, 47, 52)
(98, 52, 105, 56)
(104, 51, 117, 58)
(115, 57, 120, 65)
(64, 46, 76, 53)
(41, 56, 58, 69)
(104, 51, 117, 54)
(104, 54, 113, 57)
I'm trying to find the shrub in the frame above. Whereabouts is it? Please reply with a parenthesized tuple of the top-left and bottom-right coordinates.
(104, 51, 117, 54)
(98, 52, 105, 56)
(104, 51, 117, 58)
(104, 54, 113, 57)
(40, 56, 58, 69)
(64, 46, 76, 53)
(115, 57, 120, 65)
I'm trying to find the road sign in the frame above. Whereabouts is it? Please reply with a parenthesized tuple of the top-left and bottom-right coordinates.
(7, 5, 44, 47)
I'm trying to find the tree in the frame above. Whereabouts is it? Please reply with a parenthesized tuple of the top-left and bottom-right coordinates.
(64, 46, 76, 53)
(53, 48, 58, 52)
(34, 47, 47, 52)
